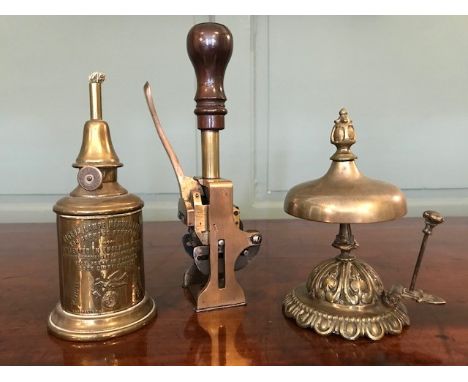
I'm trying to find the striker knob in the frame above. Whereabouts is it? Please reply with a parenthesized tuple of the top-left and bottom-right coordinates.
(423, 210, 444, 235)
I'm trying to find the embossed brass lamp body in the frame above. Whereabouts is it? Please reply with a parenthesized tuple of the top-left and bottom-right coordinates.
(48, 73, 156, 341)
(283, 109, 445, 340)
(144, 22, 262, 312)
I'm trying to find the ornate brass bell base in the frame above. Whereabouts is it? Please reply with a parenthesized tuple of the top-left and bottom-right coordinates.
(283, 222, 411, 341)
(283, 284, 409, 341)
(48, 294, 156, 342)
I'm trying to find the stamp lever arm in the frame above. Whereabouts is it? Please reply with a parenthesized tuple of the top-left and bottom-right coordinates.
(144, 82, 200, 204)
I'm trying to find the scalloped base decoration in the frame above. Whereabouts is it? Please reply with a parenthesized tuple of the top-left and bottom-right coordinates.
(283, 285, 410, 341)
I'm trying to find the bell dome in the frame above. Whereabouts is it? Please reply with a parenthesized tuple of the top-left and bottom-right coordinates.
(284, 108, 407, 223)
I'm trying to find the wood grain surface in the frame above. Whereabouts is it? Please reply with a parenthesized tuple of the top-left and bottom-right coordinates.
(0, 218, 467, 365)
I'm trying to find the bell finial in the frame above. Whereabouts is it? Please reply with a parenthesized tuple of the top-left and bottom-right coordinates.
(330, 107, 357, 161)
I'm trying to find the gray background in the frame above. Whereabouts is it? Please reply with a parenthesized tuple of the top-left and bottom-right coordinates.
(1, 15, 467, 222)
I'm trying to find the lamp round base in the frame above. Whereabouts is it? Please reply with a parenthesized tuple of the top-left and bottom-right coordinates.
(48, 294, 156, 342)
(283, 284, 409, 341)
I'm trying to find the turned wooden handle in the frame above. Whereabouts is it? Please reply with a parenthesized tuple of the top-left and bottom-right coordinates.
(187, 22, 233, 131)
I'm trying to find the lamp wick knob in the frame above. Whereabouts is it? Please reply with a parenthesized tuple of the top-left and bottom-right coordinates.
(88, 72, 106, 84)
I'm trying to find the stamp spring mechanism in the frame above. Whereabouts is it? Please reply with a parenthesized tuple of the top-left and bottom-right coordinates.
(144, 22, 262, 312)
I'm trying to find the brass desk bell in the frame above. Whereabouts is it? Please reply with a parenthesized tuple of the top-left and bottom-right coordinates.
(144, 22, 262, 311)
(283, 108, 445, 340)
(48, 72, 156, 341)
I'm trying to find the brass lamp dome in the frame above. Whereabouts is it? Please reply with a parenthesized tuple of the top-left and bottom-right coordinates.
(284, 108, 407, 224)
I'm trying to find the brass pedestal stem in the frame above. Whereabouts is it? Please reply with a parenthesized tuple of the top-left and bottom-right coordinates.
(201, 131, 220, 179)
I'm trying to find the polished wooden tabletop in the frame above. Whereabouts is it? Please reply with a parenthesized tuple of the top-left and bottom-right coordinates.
(0, 218, 467, 365)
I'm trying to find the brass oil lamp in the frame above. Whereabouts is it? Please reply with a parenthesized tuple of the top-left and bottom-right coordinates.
(48, 72, 156, 341)
(283, 108, 445, 340)
(144, 22, 262, 312)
